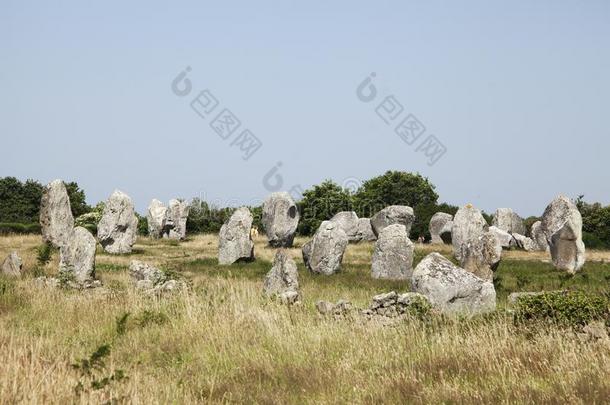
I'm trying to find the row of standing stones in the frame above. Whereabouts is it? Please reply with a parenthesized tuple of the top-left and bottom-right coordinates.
(221, 193, 586, 316)
(1, 180, 586, 317)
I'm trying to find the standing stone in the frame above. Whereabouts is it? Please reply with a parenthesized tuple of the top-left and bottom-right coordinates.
(218, 207, 254, 265)
(491, 208, 526, 235)
(40, 179, 74, 248)
(530, 221, 549, 252)
(541, 196, 586, 273)
(429, 212, 453, 244)
(458, 231, 502, 281)
(371, 224, 413, 280)
(452, 204, 488, 262)
(97, 190, 138, 254)
(304, 221, 348, 275)
(370, 206, 415, 237)
(330, 211, 360, 242)
(411, 252, 496, 315)
(59, 227, 96, 283)
(263, 249, 300, 303)
(1, 252, 23, 276)
(356, 218, 376, 241)
(147, 199, 169, 238)
(488, 226, 515, 248)
(167, 199, 190, 240)
(262, 192, 299, 247)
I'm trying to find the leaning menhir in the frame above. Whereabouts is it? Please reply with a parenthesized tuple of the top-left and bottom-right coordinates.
(218, 207, 255, 265)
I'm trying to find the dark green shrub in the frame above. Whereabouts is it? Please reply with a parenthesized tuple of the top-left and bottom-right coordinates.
(36, 242, 54, 266)
(513, 291, 609, 327)
(297, 180, 353, 236)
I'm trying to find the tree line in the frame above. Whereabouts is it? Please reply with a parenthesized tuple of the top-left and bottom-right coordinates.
(1, 173, 609, 247)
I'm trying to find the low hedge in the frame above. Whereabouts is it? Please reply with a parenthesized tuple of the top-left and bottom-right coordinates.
(0, 223, 41, 235)
(513, 290, 609, 327)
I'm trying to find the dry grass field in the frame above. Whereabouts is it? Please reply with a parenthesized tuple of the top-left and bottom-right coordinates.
(1, 234, 610, 404)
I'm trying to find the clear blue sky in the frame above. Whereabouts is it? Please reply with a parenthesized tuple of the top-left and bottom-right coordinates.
(1, 1, 608, 217)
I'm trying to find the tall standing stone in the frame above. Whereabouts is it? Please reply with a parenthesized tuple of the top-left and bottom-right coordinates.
(541, 196, 586, 273)
(491, 208, 526, 235)
(371, 224, 413, 280)
(59, 226, 96, 283)
(97, 190, 138, 254)
(452, 204, 488, 262)
(40, 179, 74, 248)
(147, 199, 169, 238)
(304, 221, 348, 275)
(429, 212, 453, 244)
(218, 207, 254, 265)
(330, 211, 360, 242)
(167, 199, 190, 240)
(411, 252, 496, 315)
(370, 205, 415, 237)
(263, 249, 300, 303)
(262, 192, 299, 247)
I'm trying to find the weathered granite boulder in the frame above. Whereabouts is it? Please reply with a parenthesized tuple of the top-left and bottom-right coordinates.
(488, 226, 515, 248)
(370, 205, 415, 237)
(40, 179, 74, 248)
(218, 207, 254, 265)
(263, 249, 300, 303)
(147, 199, 170, 238)
(262, 192, 299, 247)
(530, 221, 549, 252)
(2, 252, 23, 276)
(356, 218, 376, 241)
(304, 221, 348, 275)
(59, 227, 97, 284)
(411, 252, 496, 315)
(491, 208, 526, 235)
(429, 212, 453, 244)
(330, 211, 360, 242)
(129, 260, 187, 293)
(371, 224, 413, 280)
(458, 231, 502, 281)
(452, 204, 488, 262)
(167, 199, 190, 240)
(541, 196, 586, 273)
(512, 233, 538, 252)
(97, 190, 138, 254)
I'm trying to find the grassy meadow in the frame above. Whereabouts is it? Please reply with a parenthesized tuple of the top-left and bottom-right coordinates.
(1, 234, 610, 404)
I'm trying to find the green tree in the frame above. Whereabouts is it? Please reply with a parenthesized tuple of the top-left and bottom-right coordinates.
(576, 195, 610, 248)
(352, 171, 439, 238)
(186, 198, 235, 234)
(65, 181, 90, 218)
(297, 180, 352, 236)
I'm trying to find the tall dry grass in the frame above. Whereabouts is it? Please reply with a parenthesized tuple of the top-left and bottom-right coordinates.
(0, 234, 609, 404)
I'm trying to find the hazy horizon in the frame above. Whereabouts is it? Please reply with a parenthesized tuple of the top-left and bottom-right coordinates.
(2, 1, 609, 217)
